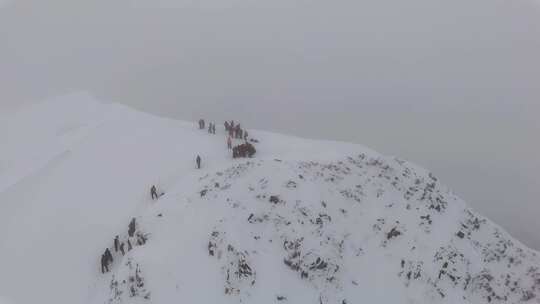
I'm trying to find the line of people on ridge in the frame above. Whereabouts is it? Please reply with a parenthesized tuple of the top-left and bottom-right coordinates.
(198, 119, 217, 134)
(101, 219, 147, 273)
(149, 119, 256, 201)
(222, 120, 256, 158)
(101, 235, 133, 273)
(198, 119, 254, 154)
(199, 119, 249, 141)
(150, 119, 256, 198)
(102, 118, 258, 274)
(224, 120, 248, 140)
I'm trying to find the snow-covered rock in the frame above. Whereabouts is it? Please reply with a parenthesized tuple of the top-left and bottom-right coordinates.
(0, 93, 538, 304)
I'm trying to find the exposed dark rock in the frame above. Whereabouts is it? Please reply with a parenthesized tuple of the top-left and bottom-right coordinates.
(387, 227, 402, 240)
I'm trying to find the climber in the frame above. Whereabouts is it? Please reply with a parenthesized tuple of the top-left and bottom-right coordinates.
(150, 185, 158, 200)
(101, 248, 113, 273)
(196, 155, 202, 169)
(101, 253, 108, 273)
(128, 218, 136, 237)
(235, 125, 241, 138)
(105, 248, 113, 263)
(227, 136, 232, 150)
(114, 235, 120, 252)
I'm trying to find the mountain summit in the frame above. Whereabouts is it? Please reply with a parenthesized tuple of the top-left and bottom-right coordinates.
(0, 94, 538, 304)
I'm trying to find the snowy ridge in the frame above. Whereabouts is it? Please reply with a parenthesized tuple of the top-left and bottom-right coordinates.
(103, 156, 540, 304)
(0, 93, 538, 304)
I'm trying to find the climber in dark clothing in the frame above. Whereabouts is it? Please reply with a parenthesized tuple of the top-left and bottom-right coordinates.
(151, 185, 158, 200)
(114, 236, 120, 252)
(128, 218, 136, 237)
(101, 248, 113, 273)
(119, 242, 125, 256)
(212, 124, 216, 134)
(224, 121, 230, 131)
(101, 254, 108, 273)
(233, 142, 256, 158)
(196, 155, 201, 169)
(235, 125, 241, 138)
(105, 248, 113, 263)
(244, 130, 248, 141)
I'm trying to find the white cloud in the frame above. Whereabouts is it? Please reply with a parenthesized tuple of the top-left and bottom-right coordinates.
(0, 0, 11, 8)
(0, 296, 15, 304)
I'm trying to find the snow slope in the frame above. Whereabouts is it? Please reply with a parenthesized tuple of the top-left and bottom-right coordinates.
(0, 93, 538, 304)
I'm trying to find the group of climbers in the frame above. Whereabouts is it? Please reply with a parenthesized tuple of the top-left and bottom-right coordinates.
(233, 142, 256, 158)
(101, 218, 147, 274)
(208, 123, 216, 134)
(200, 119, 218, 134)
(101, 236, 131, 273)
(101, 117, 259, 274)
(224, 120, 248, 140)
(200, 118, 256, 161)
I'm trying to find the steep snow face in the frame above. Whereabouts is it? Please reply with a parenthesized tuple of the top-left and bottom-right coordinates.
(96, 157, 540, 304)
(0, 94, 539, 304)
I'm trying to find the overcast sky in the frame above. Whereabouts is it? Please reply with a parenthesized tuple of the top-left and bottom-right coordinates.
(1, 0, 539, 249)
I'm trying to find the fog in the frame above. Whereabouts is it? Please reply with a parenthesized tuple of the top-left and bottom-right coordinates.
(1, 0, 539, 249)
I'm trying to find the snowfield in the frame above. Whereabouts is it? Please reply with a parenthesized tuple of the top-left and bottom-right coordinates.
(0, 93, 539, 304)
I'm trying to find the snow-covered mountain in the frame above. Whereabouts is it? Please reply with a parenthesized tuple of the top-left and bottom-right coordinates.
(0, 93, 539, 304)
